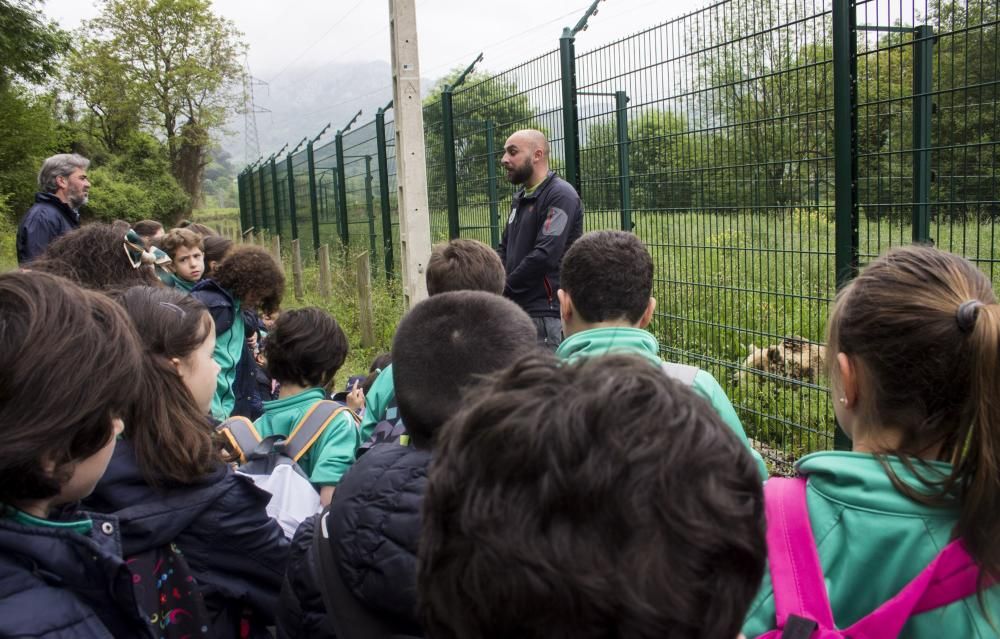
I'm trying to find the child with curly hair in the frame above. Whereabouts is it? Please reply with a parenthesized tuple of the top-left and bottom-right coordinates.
(192, 245, 285, 420)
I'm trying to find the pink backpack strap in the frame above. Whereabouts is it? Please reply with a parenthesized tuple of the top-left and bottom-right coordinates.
(764, 477, 835, 635)
(845, 538, 991, 639)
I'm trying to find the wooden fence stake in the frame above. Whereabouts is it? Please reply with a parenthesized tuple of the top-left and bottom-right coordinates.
(271, 235, 281, 266)
(292, 239, 304, 300)
(356, 251, 376, 348)
(318, 245, 331, 299)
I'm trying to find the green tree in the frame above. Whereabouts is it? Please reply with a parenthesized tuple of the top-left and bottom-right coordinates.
(0, 0, 69, 223)
(582, 108, 694, 212)
(696, 0, 834, 210)
(78, 0, 245, 209)
(0, 0, 70, 85)
(65, 38, 143, 154)
(423, 70, 539, 209)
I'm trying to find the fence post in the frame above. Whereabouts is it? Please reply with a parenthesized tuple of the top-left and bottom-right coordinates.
(246, 170, 257, 236)
(271, 235, 281, 267)
(335, 131, 350, 247)
(376, 105, 394, 280)
(615, 90, 633, 232)
(442, 87, 460, 239)
(236, 172, 245, 233)
(559, 28, 581, 192)
(307, 142, 320, 254)
(364, 155, 378, 269)
(291, 239, 303, 300)
(486, 120, 500, 248)
(286, 153, 299, 243)
(832, 0, 858, 451)
(912, 25, 934, 244)
(356, 252, 376, 348)
(257, 166, 269, 233)
(318, 244, 331, 299)
(270, 156, 283, 238)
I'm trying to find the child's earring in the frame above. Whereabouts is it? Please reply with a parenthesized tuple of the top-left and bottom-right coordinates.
(838, 396, 848, 405)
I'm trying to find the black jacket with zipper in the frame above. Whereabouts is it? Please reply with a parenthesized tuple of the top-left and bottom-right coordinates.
(496, 171, 583, 318)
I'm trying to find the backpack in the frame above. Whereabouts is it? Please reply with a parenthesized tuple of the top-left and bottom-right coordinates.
(218, 401, 361, 538)
(356, 396, 408, 457)
(661, 361, 699, 386)
(126, 542, 211, 638)
(757, 477, 990, 639)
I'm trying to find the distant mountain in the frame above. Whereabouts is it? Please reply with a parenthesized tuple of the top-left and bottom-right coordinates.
(219, 59, 433, 169)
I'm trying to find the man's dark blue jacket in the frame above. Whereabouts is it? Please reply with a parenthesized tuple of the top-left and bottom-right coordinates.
(497, 171, 583, 318)
(84, 443, 289, 636)
(17, 192, 80, 264)
(0, 509, 154, 638)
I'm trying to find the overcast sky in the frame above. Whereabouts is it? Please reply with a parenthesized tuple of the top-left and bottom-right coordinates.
(42, 0, 695, 83)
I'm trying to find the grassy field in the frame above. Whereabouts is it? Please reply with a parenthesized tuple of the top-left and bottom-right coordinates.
(428, 204, 1000, 472)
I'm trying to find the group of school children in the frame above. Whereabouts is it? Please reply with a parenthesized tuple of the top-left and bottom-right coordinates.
(0, 219, 997, 639)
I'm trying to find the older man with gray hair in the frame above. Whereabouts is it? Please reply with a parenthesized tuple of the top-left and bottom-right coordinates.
(16, 153, 91, 264)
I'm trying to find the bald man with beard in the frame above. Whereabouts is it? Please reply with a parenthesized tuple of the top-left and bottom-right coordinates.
(497, 129, 584, 351)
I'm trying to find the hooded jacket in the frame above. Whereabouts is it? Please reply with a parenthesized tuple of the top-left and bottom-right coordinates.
(16, 192, 80, 264)
(557, 326, 770, 480)
(497, 171, 583, 318)
(743, 452, 1000, 638)
(277, 443, 430, 638)
(191, 278, 265, 420)
(0, 509, 154, 638)
(84, 443, 289, 636)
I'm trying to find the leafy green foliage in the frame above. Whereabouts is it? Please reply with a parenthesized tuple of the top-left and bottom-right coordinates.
(0, 0, 70, 85)
(83, 133, 190, 223)
(76, 0, 245, 205)
(423, 71, 539, 207)
(0, 85, 60, 221)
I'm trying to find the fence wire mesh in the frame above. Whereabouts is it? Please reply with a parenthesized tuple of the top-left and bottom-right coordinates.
(239, 0, 1000, 473)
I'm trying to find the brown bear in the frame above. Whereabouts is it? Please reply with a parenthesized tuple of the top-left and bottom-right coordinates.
(737, 336, 827, 387)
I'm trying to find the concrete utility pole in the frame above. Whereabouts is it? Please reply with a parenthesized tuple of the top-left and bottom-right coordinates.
(388, 0, 431, 308)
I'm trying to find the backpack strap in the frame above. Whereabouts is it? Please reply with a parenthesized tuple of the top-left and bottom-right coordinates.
(217, 416, 262, 465)
(660, 362, 699, 386)
(766, 477, 994, 639)
(764, 477, 836, 634)
(285, 400, 357, 463)
(313, 508, 397, 639)
(845, 538, 990, 638)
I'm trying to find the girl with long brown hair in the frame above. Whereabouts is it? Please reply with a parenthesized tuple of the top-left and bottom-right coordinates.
(84, 286, 289, 638)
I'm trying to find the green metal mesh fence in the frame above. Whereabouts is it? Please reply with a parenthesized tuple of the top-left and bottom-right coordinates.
(239, 0, 1000, 472)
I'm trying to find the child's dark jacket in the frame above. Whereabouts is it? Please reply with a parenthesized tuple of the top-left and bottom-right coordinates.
(191, 278, 266, 420)
(276, 443, 430, 638)
(0, 510, 153, 638)
(84, 443, 290, 635)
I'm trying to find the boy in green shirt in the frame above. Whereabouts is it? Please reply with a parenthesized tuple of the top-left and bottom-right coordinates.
(555, 230, 769, 480)
(359, 238, 506, 440)
(255, 307, 359, 506)
(159, 227, 205, 292)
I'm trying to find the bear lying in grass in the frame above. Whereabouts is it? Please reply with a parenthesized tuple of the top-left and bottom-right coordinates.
(738, 336, 827, 387)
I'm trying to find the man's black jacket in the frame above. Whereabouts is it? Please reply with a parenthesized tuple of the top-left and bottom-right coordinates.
(497, 171, 583, 318)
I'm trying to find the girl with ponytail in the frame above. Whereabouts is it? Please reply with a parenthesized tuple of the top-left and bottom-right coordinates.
(744, 245, 999, 637)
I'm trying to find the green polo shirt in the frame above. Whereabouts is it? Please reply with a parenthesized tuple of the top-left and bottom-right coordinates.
(556, 326, 769, 480)
(254, 388, 360, 486)
(359, 363, 396, 441)
(3, 506, 92, 534)
(167, 272, 197, 292)
(743, 452, 1000, 637)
